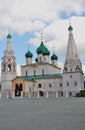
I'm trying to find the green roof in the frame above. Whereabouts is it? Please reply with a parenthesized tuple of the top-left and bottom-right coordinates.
(25, 50, 33, 58)
(68, 25, 73, 31)
(36, 41, 50, 55)
(20, 74, 62, 81)
(51, 53, 58, 60)
(7, 33, 12, 39)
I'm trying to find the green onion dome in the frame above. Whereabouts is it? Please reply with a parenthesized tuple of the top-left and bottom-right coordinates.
(43, 47, 50, 55)
(25, 50, 33, 58)
(7, 33, 12, 39)
(36, 41, 50, 55)
(68, 25, 73, 31)
(51, 53, 58, 60)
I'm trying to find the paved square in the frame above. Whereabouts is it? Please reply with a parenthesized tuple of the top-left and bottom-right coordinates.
(0, 98, 85, 130)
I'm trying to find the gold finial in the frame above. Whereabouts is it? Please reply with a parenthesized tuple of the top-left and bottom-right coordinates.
(8, 27, 11, 34)
(26, 41, 30, 50)
(69, 18, 71, 26)
(41, 32, 43, 42)
(28, 43, 30, 50)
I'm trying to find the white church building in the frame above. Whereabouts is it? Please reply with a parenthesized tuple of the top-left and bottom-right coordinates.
(1, 24, 84, 98)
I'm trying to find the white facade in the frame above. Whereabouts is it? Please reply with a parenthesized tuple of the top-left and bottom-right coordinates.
(62, 25, 84, 96)
(1, 24, 84, 98)
(21, 63, 61, 76)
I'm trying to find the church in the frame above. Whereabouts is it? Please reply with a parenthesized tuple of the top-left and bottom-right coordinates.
(1, 23, 84, 98)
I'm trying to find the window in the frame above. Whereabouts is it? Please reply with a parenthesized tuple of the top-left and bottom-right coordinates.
(70, 75, 72, 78)
(84, 82, 85, 89)
(67, 82, 69, 86)
(34, 70, 36, 76)
(49, 84, 52, 87)
(42, 69, 44, 75)
(60, 83, 62, 87)
(13, 65, 16, 72)
(69, 92, 72, 96)
(75, 82, 77, 86)
(26, 71, 27, 76)
(61, 92, 63, 96)
(8, 64, 11, 71)
(38, 83, 42, 88)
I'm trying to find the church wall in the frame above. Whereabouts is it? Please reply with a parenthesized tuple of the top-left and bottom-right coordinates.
(33, 78, 62, 92)
(2, 81, 12, 91)
(21, 64, 61, 76)
(1, 73, 16, 91)
(25, 82, 33, 92)
(18, 78, 62, 93)
(62, 72, 84, 93)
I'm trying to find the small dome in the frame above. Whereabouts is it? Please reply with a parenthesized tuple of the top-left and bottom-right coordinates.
(7, 33, 12, 39)
(68, 25, 73, 31)
(51, 53, 58, 60)
(36, 41, 50, 55)
(25, 50, 33, 58)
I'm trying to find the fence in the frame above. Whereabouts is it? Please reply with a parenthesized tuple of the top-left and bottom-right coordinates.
(0, 90, 76, 99)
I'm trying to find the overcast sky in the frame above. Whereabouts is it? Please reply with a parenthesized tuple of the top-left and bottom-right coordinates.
(0, 0, 85, 72)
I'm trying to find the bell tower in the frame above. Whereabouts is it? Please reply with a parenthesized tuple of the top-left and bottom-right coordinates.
(1, 32, 17, 92)
(62, 23, 84, 96)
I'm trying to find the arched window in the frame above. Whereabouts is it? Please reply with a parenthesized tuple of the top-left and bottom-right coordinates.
(8, 64, 11, 71)
(34, 70, 36, 76)
(49, 84, 52, 87)
(60, 83, 62, 87)
(69, 92, 72, 96)
(70, 75, 72, 78)
(40, 57, 41, 62)
(67, 82, 69, 86)
(13, 65, 16, 72)
(75, 82, 77, 86)
(38, 83, 42, 88)
(84, 82, 85, 89)
(26, 71, 27, 76)
(42, 69, 44, 75)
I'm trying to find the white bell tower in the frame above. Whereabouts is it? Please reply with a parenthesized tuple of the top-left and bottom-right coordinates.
(62, 23, 84, 96)
(1, 32, 17, 92)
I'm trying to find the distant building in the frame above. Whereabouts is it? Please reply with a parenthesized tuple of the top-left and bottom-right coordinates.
(1, 24, 84, 98)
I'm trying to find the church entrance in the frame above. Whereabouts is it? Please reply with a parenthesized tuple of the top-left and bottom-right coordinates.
(39, 91, 44, 96)
(15, 84, 23, 97)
